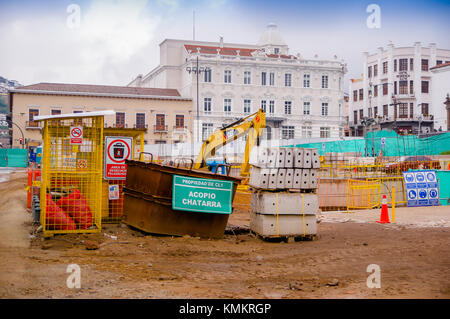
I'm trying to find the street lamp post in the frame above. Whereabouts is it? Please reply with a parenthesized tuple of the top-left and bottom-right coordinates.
(186, 56, 210, 144)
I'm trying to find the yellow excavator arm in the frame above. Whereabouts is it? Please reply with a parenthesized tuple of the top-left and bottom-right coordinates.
(193, 109, 266, 177)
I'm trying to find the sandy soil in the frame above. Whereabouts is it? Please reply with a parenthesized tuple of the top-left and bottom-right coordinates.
(0, 170, 449, 299)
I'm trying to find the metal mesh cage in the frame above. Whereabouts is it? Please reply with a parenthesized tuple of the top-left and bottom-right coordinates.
(40, 116, 104, 236)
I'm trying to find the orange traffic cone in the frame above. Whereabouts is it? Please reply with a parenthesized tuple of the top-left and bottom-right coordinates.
(376, 194, 390, 224)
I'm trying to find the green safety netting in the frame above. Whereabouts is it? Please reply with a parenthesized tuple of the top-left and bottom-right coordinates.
(288, 130, 450, 157)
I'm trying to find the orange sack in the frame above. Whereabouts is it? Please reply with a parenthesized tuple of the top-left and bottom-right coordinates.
(45, 194, 76, 230)
(57, 190, 93, 229)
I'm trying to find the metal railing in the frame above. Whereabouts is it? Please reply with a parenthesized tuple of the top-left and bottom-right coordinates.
(133, 124, 148, 129)
(173, 125, 187, 133)
(154, 124, 168, 133)
(26, 121, 41, 129)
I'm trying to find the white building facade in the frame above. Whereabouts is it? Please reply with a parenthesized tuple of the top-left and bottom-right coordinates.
(349, 42, 450, 136)
(129, 24, 347, 143)
(430, 62, 450, 131)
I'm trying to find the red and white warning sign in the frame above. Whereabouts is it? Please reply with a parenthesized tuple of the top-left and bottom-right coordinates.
(70, 126, 83, 145)
(104, 136, 133, 179)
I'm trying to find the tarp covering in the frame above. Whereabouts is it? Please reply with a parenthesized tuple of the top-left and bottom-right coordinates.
(288, 130, 450, 157)
(0, 149, 27, 167)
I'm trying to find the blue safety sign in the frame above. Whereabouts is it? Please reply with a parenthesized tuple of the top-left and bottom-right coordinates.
(403, 170, 439, 207)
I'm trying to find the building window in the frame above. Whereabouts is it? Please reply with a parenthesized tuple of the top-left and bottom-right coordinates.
(281, 126, 295, 139)
(224, 70, 231, 83)
(373, 64, 378, 77)
(116, 112, 125, 128)
(204, 69, 212, 82)
(410, 103, 414, 118)
(399, 80, 408, 94)
(353, 111, 358, 124)
(224, 98, 232, 114)
(383, 83, 388, 95)
(374, 85, 378, 97)
(155, 140, 166, 144)
(204, 97, 212, 113)
(359, 109, 364, 120)
(285, 73, 292, 87)
(410, 58, 414, 71)
(136, 113, 145, 129)
(353, 90, 358, 101)
(303, 102, 311, 115)
(260, 100, 266, 113)
(269, 100, 275, 114)
(274, 48, 280, 54)
(359, 89, 363, 100)
(399, 58, 408, 71)
(421, 81, 429, 93)
(394, 59, 397, 72)
(155, 114, 165, 131)
(437, 60, 443, 65)
(321, 103, 328, 116)
(374, 106, 378, 117)
(421, 59, 428, 71)
(410, 80, 414, 94)
(261, 72, 266, 86)
(175, 115, 184, 128)
(28, 109, 39, 127)
(394, 81, 397, 95)
(399, 103, 408, 118)
(269, 72, 275, 86)
(322, 75, 328, 88)
(368, 107, 372, 118)
(303, 74, 310, 88)
(284, 101, 292, 115)
(383, 61, 388, 74)
(202, 123, 214, 141)
(320, 127, 330, 138)
(422, 103, 429, 116)
(383, 105, 388, 116)
(243, 99, 251, 114)
(51, 109, 61, 116)
(368, 66, 372, 78)
(302, 126, 312, 138)
(244, 71, 251, 84)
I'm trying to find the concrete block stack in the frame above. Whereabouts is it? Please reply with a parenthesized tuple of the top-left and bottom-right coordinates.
(248, 147, 320, 239)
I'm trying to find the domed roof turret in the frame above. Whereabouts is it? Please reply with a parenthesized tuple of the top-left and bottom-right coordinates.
(257, 23, 287, 47)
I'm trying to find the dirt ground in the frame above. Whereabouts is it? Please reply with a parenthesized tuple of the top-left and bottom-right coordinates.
(0, 170, 449, 299)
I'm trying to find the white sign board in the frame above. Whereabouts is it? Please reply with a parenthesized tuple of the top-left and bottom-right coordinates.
(104, 136, 133, 180)
(70, 126, 83, 145)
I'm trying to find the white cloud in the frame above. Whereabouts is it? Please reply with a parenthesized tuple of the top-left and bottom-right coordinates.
(0, 0, 160, 85)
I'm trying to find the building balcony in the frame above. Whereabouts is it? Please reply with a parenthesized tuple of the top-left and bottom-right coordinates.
(173, 126, 188, 134)
(108, 123, 128, 128)
(26, 121, 41, 129)
(154, 125, 168, 133)
(378, 114, 433, 123)
(133, 124, 148, 129)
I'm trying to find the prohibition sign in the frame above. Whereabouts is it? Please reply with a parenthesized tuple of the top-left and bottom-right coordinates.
(107, 139, 131, 164)
(71, 127, 82, 138)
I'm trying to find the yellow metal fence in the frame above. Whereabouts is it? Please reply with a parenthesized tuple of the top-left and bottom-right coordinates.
(40, 116, 104, 236)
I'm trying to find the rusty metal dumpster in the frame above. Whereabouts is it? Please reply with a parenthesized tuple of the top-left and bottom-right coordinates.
(122, 160, 241, 239)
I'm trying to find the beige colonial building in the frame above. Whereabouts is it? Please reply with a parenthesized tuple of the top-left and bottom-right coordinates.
(9, 83, 192, 148)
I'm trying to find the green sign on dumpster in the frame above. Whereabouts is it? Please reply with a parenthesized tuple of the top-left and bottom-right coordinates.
(172, 175, 233, 214)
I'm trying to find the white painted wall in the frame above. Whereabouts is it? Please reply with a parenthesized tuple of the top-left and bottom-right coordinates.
(431, 65, 450, 131)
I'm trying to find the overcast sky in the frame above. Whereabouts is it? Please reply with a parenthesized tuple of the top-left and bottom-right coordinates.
(0, 0, 449, 92)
